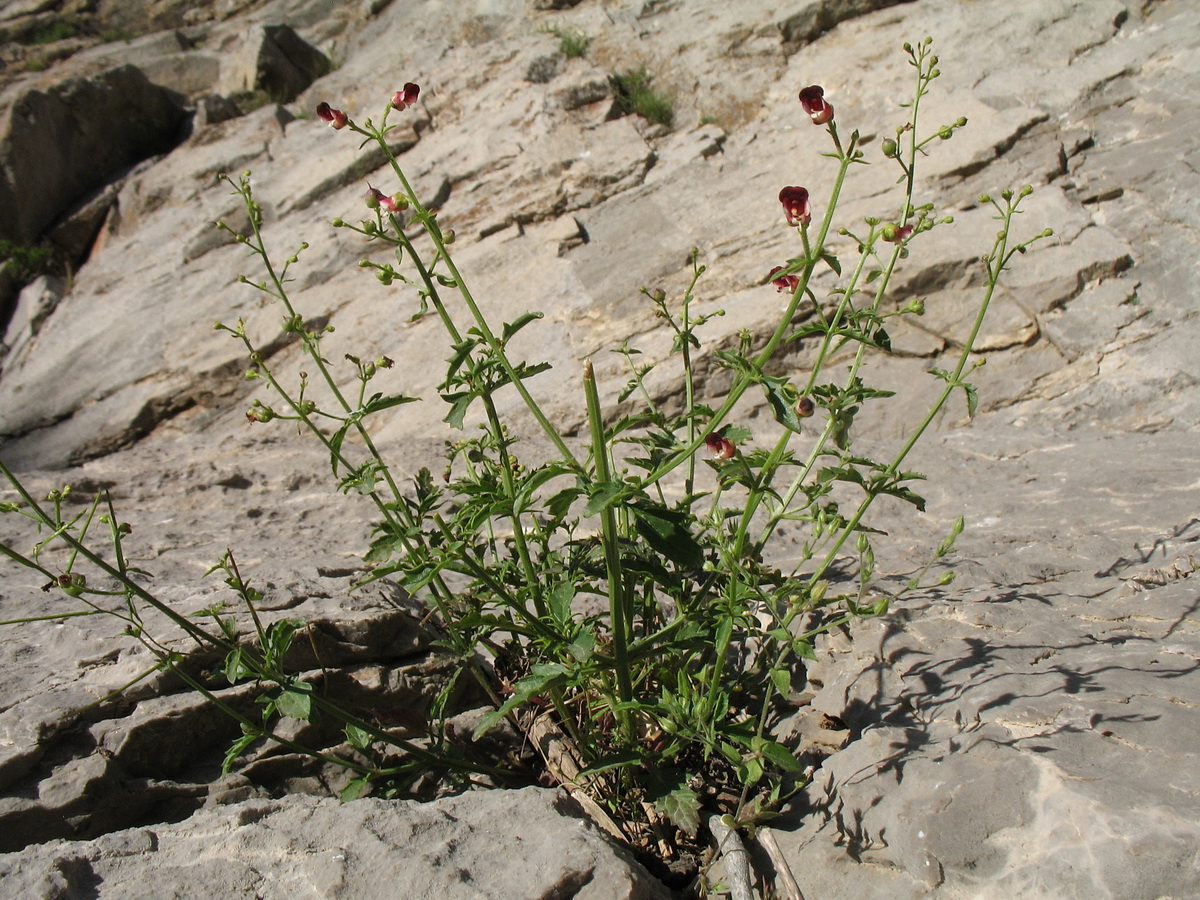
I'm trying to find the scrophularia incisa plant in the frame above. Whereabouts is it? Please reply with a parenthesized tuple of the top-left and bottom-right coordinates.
(1, 39, 1048, 892)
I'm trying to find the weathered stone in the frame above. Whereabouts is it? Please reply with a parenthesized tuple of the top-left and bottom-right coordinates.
(0, 788, 670, 899)
(0, 65, 186, 246)
(216, 23, 330, 103)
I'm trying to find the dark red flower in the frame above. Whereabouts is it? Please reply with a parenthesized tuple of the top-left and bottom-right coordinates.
(316, 101, 348, 129)
(795, 397, 815, 418)
(778, 186, 811, 228)
(769, 266, 799, 293)
(705, 433, 736, 460)
(798, 85, 834, 125)
(391, 83, 420, 111)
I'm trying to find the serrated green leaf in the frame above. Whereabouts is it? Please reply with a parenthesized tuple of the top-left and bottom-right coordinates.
(963, 381, 979, 418)
(568, 627, 596, 662)
(654, 783, 701, 836)
(545, 486, 582, 520)
(762, 376, 803, 434)
(501, 311, 544, 343)
(547, 582, 575, 627)
(722, 425, 753, 444)
(583, 481, 626, 517)
(473, 663, 569, 740)
(441, 391, 475, 429)
(631, 504, 704, 568)
(361, 393, 419, 415)
(221, 728, 258, 776)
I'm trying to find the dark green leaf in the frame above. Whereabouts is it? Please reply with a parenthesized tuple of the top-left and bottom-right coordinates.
(631, 504, 704, 568)
(759, 739, 803, 772)
(441, 391, 475, 429)
(501, 311, 544, 343)
(361, 393, 419, 415)
(547, 582, 575, 627)
(963, 380, 979, 418)
(221, 728, 258, 775)
(583, 481, 627, 517)
(329, 425, 349, 476)
(762, 376, 803, 434)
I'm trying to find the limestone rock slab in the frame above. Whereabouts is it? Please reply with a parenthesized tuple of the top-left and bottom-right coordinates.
(0, 787, 670, 900)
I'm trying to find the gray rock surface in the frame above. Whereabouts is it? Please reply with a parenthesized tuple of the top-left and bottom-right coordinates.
(0, 64, 186, 245)
(0, 0, 1198, 897)
(0, 787, 669, 899)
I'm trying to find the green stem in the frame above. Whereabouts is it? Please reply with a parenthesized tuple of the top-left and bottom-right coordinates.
(583, 360, 633, 730)
(641, 134, 859, 489)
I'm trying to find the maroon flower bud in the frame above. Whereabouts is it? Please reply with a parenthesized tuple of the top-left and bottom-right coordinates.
(795, 397, 815, 418)
(391, 83, 420, 111)
(364, 184, 403, 214)
(365, 185, 402, 214)
(316, 102, 348, 129)
(705, 432, 736, 460)
(769, 265, 799, 293)
(798, 85, 834, 125)
(778, 186, 811, 228)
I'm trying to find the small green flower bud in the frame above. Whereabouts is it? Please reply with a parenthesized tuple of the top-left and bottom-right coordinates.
(882, 138, 898, 158)
(938, 126, 953, 140)
(332, 218, 344, 227)
(881, 223, 899, 241)
(956, 117, 967, 127)
(443, 228, 456, 244)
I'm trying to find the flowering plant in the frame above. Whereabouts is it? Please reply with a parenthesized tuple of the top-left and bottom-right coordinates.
(0, 38, 1047, 891)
